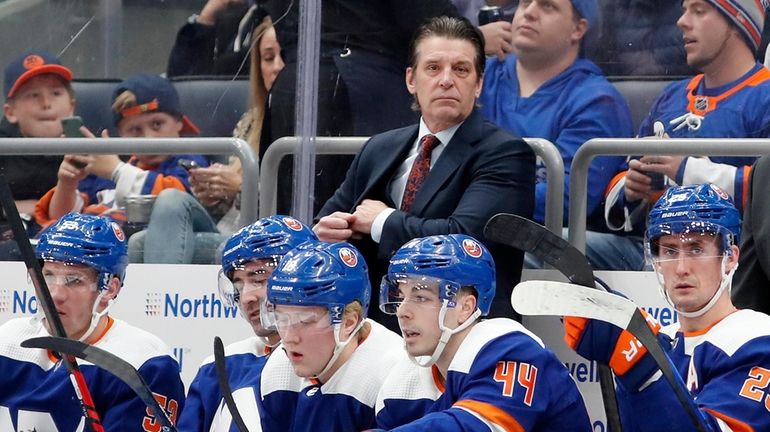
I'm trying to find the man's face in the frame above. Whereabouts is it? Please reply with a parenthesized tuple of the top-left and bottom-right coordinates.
(273, 304, 335, 378)
(653, 233, 733, 313)
(231, 259, 278, 336)
(511, 0, 585, 59)
(42, 261, 101, 340)
(394, 277, 451, 358)
(677, 0, 734, 71)
(4, 74, 75, 138)
(405, 36, 482, 132)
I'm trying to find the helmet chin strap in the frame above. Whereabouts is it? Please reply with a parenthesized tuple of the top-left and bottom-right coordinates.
(312, 319, 366, 381)
(408, 300, 481, 368)
(79, 292, 114, 342)
(656, 255, 737, 319)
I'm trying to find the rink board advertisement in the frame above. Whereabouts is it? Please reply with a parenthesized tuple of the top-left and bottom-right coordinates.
(0, 262, 253, 387)
(0, 263, 671, 429)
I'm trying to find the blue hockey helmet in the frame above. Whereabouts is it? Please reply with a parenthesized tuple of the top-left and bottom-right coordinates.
(646, 183, 741, 256)
(221, 215, 317, 279)
(36, 213, 128, 290)
(267, 241, 370, 324)
(384, 234, 495, 316)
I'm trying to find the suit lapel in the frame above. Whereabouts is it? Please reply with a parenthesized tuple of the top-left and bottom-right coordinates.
(355, 125, 418, 207)
(409, 110, 484, 214)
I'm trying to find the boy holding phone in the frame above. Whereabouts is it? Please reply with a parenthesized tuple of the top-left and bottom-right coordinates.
(34, 73, 208, 228)
(0, 51, 77, 259)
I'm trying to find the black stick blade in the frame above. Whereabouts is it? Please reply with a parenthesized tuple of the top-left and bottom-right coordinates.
(484, 213, 595, 287)
(214, 336, 249, 432)
(22, 336, 177, 432)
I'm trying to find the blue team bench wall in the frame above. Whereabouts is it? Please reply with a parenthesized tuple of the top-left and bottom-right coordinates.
(70, 75, 674, 142)
(70, 76, 250, 138)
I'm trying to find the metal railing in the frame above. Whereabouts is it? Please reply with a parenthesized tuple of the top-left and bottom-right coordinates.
(568, 138, 770, 251)
(259, 136, 565, 234)
(0, 137, 259, 227)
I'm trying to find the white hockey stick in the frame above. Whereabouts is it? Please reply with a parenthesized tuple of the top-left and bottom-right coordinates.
(512, 280, 708, 432)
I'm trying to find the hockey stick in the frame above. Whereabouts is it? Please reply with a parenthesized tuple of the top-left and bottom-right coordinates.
(483, 213, 622, 432)
(214, 336, 250, 432)
(0, 174, 105, 432)
(512, 281, 708, 432)
(21, 336, 177, 432)
(484, 213, 594, 286)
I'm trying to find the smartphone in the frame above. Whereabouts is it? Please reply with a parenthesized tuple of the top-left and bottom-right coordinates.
(647, 122, 666, 191)
(61, 116, 84, 138)
(178, 159, 200, 171)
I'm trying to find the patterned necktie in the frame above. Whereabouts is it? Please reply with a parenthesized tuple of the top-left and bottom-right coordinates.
(401, 134, 440, 212)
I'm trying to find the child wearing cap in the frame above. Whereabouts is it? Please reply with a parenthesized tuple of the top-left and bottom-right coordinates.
(34, 73, 208, 228)
(0, 50, 76, 258)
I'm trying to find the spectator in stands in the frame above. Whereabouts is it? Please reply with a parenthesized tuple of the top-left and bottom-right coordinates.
(585, 0, 693, 76)
(732, 156, 770, 314)
(596, 0, 770, 270)
(479, 0, 633, 238)
(453, 0, 517, 60)
(314, 16, 535, 330)
(34, 74, 208, 229)
(167, 0, 266, 77)
(0, 51, 75, 258)
(130, 18, 283, 264)
(261, 0, 458, 215)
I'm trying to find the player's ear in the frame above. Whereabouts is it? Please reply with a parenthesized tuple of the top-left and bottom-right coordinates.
(341, 307, 361, 339)
(103, 277, 121, 301)
(457, 290, 477, 324)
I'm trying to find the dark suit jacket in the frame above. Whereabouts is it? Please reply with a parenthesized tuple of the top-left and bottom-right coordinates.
(733, 156, 770, 313)
(317, 109, 536, 322)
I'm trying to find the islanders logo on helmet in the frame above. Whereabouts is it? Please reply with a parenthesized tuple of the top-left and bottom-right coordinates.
(462, 238, 483, 258)
(339, 247, 358, 267)
(111, 222, 125, 242)
(283, 216, 304, 231)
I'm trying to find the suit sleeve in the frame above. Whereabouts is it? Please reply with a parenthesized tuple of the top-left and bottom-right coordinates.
(732, 157, 770, 312)
(316, 139, 371, 220)
(378, 133, 535, 256)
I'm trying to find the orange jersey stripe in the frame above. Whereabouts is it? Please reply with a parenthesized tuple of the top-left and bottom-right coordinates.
(454, 399, 525, 432)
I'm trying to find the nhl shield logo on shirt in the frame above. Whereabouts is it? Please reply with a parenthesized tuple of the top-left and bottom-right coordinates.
(283, 217, 303, 231)
(462, 239, 483, 258)
(339, 247, 358, 267)
(694, 97, 708, 113)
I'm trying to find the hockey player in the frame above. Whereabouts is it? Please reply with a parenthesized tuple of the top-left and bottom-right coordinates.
(567, 183, 770, 431)
(0, 213, 184, 431)
(258, 241, 403, 431)
(375, 234, 591, 431)
(177, 215, 317, 431)
(596, 0, 770, 270)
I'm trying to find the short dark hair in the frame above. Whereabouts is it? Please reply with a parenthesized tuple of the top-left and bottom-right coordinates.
(408, 16, 486, 79)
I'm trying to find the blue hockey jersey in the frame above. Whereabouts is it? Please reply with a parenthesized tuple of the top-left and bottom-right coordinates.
(606, 64, 770, 232)
(376, 318, 591, 431)
(0, 316, 185, 432)
(617, 309, 770, 432)
(259, 319, 403, 432)
(480, 55, 633, 229)
(178, 336, 273, 432)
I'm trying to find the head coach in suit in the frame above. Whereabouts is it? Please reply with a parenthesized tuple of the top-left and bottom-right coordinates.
(314, 16, 535, 329)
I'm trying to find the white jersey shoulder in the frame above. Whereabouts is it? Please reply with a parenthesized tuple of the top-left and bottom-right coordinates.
(375, 353, 438, 414)
(662, 309, 770, 356)
(320, 319, 403, 407)
(449, 318, 544, 374)
(199, 336, 269, 367)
